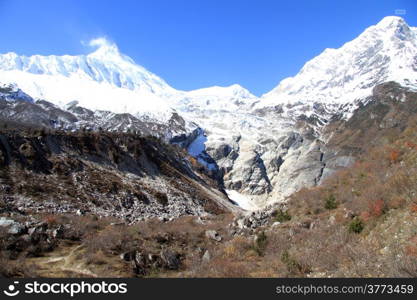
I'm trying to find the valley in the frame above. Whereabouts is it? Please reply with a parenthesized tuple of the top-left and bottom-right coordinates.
(0, 16, 416, 278)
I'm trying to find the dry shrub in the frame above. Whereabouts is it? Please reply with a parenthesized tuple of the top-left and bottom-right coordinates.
(404, 141, 417, 149)
(410, 204, 417, 214)
(188, 157, 201, 169)
(85, 250, 108, 266)
(280, 250, 311, 276)
(343, 240, 381, 277)
(60, 215, 108, 241)
(387, 241, 417, 277)
(264, 230, 291, 258)
(387, 196, 406, 210)
(386, 168, 414, 196)
(195, 256, 254, 278)
(360, 211, 371, 222)
(0, 253, 36, 277)
(288, 186, 328, 216)
(285, 224, 351, 275)
(43, 214, 58, 226)
(222, 236, 253, 259)
(84, 226, 137, 255)
(396, 256, 417, 277)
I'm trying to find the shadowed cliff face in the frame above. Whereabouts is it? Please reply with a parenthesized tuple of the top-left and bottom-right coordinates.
(0, 131, 240, 222)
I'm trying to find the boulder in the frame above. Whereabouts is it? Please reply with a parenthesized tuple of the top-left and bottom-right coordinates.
(0, 217, 26, 235)
(202, 250, 211, 263)
(28, 222, 47, 236)
(51, 225, 64, 239)
(205, 230, 222, 242)
(160, 249, 181, 270)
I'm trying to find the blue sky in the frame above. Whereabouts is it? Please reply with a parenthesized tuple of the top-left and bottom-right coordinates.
(0, 0, 415, 95)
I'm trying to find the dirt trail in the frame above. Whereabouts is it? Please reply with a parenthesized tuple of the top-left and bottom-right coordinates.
(28, 243, 98, 278)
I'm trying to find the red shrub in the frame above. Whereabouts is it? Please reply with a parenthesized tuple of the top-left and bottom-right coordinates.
(410, 204, 417, 214)
(389, 150, 400, 163)
(405, 141, 417, 149)
(360, 211, 371, 222)
(369, 199, 385, 217)
(43, 214, 58, 226)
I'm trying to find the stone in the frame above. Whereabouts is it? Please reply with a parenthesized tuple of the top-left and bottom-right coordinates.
(28, 222, 47, 236)
(236, 218, 245, 229)
(160, 249, 180, 270)
(120, 251, 135, 262)
(0, 217, 26, 235)
(202, 250, 211, 263)
(205, 230, 222, 242)
(51, 225, 64, 239)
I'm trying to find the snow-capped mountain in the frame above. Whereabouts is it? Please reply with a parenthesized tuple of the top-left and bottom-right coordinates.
(258, 16, 417, 119)
(175, 84, 256, 112)
(0, 38, 181, 122)
(0, 16, 416, 210)
(2, 16, 414, 127)
(0, 37, 260, 125)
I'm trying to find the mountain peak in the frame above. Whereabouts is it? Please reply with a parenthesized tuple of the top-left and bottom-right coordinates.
(370, 16, 414, 41)
(87, 38, 125, 61)
(375, 16, 407, 29)
(259, 16, 417, 118)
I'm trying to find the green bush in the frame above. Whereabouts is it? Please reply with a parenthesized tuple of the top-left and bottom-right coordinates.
(253, 231, 268, 256)
(324, 194, 338, 210)
(272, 209, 291, 223)
(281, 250, 301, 273)
(348, 217, 364, 234)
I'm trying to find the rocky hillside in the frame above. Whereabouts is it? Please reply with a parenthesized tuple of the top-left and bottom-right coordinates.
(0, 84, 197, 141)
(1, 81, 416, 278)
(0, 129, 239, 222)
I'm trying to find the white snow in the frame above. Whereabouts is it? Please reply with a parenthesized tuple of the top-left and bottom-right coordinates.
(0, 39, 180, 123)
(258, 16, 417, 119)
(226, 189, 258, 211)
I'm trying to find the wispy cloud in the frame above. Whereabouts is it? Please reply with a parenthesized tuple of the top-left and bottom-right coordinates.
(81, 37, 118, 53)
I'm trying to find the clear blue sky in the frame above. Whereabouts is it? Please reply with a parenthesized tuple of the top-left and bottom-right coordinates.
(0, 0, 415, 95)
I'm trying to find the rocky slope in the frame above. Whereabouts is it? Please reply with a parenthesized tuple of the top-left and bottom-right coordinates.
(0, 130, 239, 222)
(0, 84, 198, 140)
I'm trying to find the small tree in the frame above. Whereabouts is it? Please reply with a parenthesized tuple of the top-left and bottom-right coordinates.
(324, 194, 338, 210)
(272, 209, 291, 222)
(253, 231, 268, 256)
(348, 217, 364, 234)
